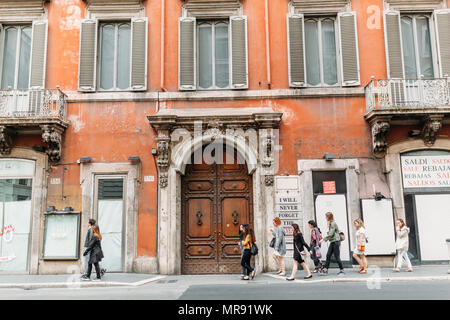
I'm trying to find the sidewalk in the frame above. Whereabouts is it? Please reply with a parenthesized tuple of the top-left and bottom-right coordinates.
(264, 265, 450, 284)
(0, 265, 447, 289)
(0, 273, 165, 289)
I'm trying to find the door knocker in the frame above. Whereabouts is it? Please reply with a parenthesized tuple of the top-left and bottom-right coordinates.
(196, 211, 203, 225)
(232, 211, 239, 225)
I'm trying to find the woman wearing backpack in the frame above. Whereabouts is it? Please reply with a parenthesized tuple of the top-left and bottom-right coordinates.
(286, 223, 312, 280)
(319, 212, 345, 276)
(269, 217, 286, 276)
(240, 224, 256, 280)
(308, 220, 323, 273)
(352, 218, 368, 274)
(393, 219, 413, 272)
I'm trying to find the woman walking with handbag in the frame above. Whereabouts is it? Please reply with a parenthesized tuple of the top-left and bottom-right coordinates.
(352, 219, 368, 274)
(269, 217, 286, 276)
(286, 224, 312, 281)
(308, 220, 323, 273)
(240, 225, 256, 280)
(81, 225, 104, 281)
(320, 212, 345, 276)
(393, 219, 413, 272)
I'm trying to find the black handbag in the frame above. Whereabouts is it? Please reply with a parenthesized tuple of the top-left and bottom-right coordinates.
(269, 237, 276, 248)
(250, 242, 258, 255)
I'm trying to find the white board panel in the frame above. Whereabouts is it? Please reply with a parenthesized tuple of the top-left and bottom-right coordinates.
(98, 200, 123, 271)
(361, 198, 396, 255)
(315, 194, 350, 261)
(415, 194, 450, 261)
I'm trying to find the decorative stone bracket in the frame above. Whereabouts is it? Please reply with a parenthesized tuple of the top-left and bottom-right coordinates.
(369, 114, 445, 157)
(156, 131, 171, 188)
(40, 124, 65, 163)
(421, 115, 444, 146)
(0, 124, 66, 163)
(370, 118, 391, 158)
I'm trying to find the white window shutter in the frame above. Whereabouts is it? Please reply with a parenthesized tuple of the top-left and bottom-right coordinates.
(338, 12, 360, 86)
(383, 10, 404, 78)
(434, 9, 450, 77)
(179, 17, 196, 91)
(287, 13, 305, 87)
(230, 15, 248, 89)
(29, 20, 48, 89)
(130, 17, 148, 91)
(78, 19, 98, 92)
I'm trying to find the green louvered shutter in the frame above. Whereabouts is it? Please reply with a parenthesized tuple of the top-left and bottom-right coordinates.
(29, 20, 48, 89)
(179, 17, 196, 91)
(131, 17, 148, 91)
(434, 9, 450, 77)
(383, 11, 404, 79)
(338, 12, 360, 86)
(287, 13, 305, 87)
(78, 19, 98, 92)
(230, 16, 248, 89)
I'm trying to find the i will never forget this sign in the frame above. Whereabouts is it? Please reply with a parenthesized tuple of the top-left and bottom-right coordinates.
(274, 176, 301, 248)
(401, 155, 450, 189)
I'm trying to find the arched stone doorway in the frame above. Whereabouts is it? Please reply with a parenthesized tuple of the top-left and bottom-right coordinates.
(181, 144, 253, 274)
(148, 107, 282, 275)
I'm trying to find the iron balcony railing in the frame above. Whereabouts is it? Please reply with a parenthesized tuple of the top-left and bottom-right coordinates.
(0, 87, 67, 122)
(365, 77, 450, 112)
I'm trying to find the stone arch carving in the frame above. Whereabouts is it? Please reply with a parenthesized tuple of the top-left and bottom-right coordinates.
(172, 132, 258, 175)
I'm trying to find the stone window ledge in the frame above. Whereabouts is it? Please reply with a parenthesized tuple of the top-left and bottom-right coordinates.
(65, 87, 365, 103)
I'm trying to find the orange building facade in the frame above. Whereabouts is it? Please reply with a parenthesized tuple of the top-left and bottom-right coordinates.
(0, 0, 449, 275)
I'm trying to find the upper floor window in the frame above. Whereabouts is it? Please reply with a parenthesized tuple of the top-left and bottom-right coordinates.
(287, 12, 360, 88)
(304, 17, 338, 87)
(99, 22, 131, 91)
(78, 18, 148, 92)
(179, 16, 248, 91)
(1, 26, 32, 90)
(400, 15, 434, 78)
(197, 20, 230, 90)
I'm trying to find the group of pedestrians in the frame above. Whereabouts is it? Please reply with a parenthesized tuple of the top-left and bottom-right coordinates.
(240, 212, 414, 280)
(81, 218, 106, 281)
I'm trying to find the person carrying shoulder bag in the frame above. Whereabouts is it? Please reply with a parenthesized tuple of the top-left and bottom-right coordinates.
(320, 212, 345, 276)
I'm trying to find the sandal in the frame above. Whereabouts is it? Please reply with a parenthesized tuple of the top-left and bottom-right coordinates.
(242, 276, 249, 280)
(406, 268, 413, 272)
(251, 270, 256, 279)
(393, 268, 400, 272)
(286, 277, 295, 281)
(359, 269, 367, 274)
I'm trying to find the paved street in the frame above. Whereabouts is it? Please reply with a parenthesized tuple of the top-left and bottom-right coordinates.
(0, 266, 448, 300)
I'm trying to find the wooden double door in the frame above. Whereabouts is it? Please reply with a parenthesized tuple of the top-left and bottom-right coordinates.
(181, 150, 253, 274)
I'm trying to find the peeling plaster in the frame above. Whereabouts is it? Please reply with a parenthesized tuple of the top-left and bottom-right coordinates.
(56, 0, 82, 31)
(68, 114, 85, 133)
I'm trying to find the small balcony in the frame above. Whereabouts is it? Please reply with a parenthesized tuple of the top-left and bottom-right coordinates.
(365, 77, 450, 112)
(364, 77, 450, 157)
(0, 88, 69, 162)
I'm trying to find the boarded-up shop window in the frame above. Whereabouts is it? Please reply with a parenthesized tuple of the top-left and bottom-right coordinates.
(0, 179, 32, 271)
(43, 212, 81, 259)
(97, 178, 124, 272)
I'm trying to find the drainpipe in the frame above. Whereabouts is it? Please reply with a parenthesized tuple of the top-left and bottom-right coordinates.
(264, 0, 271, 89)
(160, 0, 166, 91)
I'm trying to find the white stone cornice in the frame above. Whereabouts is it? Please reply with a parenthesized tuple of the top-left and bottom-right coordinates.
(182, 0, 243, 18)
(290, 0, 350, 14)
(385, 0, 446, 11)
(84, 0, 145, 19)
(66, 87, 365, 103)
(0, 0, 48, 22)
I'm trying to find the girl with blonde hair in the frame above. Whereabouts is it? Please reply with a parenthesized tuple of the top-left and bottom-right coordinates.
(352, 218, 368, 274)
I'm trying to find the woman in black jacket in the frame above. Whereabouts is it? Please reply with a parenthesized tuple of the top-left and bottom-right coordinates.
(286, 224, 312, 281)
(81, 225, 104, 281)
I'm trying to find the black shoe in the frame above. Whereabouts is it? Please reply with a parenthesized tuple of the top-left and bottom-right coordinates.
(80, 275, 90, 281)
(92, 278, 101, 282)
(101, 269, 106, 276)
(304, 275, 312, 279)
(286, 277, 295, 281)
(337, 270, 345, 276)
(320, 269, 328, 276)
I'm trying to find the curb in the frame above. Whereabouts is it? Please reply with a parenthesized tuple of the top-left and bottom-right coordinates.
(263, 273, 450, 284)
(0, 275, 166, 290)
